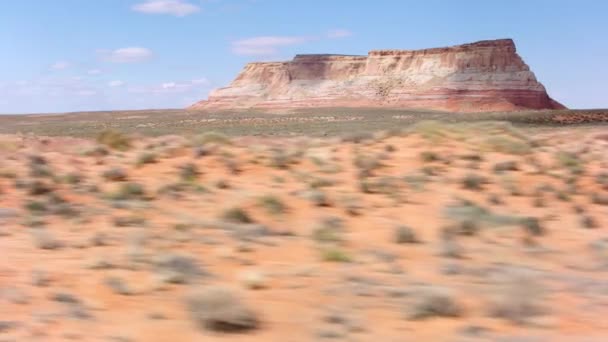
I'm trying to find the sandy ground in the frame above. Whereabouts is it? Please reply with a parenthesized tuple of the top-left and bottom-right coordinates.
(0, 123, 607, 341)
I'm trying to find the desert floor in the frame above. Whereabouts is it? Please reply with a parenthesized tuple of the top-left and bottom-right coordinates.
(1, 121, 607, 341)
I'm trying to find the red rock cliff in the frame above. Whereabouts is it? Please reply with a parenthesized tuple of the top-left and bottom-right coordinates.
(190, 39, 565, 112)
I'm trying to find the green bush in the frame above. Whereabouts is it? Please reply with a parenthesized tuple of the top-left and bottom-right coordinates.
(97, 130, 131, 151)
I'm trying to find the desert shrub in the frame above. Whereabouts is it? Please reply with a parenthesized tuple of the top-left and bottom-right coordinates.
(596, 172, 608, 187)
(27, 180, 53, 196)
(353, 154, 381, 174)
(321, 248, 352, 262)
(156, 253, 205, 284)
(267, 148, 299, 169)
(555, 190, 570, 202)
(28, 156, 53, 178)
(30, 228, 62, 250)
(488, 269, 546, 324)
(462, 173, 486, 190)
(136, 152, 157, 167)
(483, 136, 531, 155)
(304, 189, 330, 207)
(222, 207, 253, 224)
(97, 130, 131, 151)
(113, 215, 146, 227)
(493, 161, 519, 173)
(25, 200, 47, 214)
(186, 286, 258, 332)
(341, 132, 374, 144)
(459, 153, 483, 162)
(257, 195, 286, 215)
(592, 192, 608, 205)
(394, 225, 419, 244)
(102, 168, 128, 182)
(0, 169, 17, 179)
(83, 145, 109, 157)
(213, 179, 230, 189)
(403, 174, 429, 191)
(360, 176, 400, 196)
(555, 151, 584, 175)
(63, 172, 83, 185)
(340, 196, 363, 216)
(307, 177, 336, 189)
(520, 217, 544, 236)
(109, 182, 146, 201)
(409, 120, 451, 141)
(313, 217, 344, 243)
(450, 219, 480, 236)
(192, 132, 231, 146)
(179, 163, 199, 182)
(405, 285, 463, 320)
(420, 151, 440, 163)
(580, 215, 597, 229)
(104, 276, 132, 296)
(532, 196, 545, 208)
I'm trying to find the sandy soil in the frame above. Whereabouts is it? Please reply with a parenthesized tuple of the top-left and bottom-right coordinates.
(0, 123, 607, 341)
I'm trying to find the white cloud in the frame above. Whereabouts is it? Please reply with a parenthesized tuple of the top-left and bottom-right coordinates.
(99, 47, 153, 63)
(327, 29, 352, 39)
(108, 80, 125, 87)
(51, 61, 70, 70)
(128, 79, 209, 94)
(232, 36, 313, 56)
(87, 69, 102, 75)
(132, 0, 200, 16)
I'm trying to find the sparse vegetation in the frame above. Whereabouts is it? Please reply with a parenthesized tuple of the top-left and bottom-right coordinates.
(321, 247, 352, 262)
(187, 286, 258, 332)
(406, 285, 463, 320)
(192, 132, 231, 146)
(257, 195, 286, 215)
(394, 225, 419, 244)
(0, 110, 606, 339)
(591, 192, 608, 205)
(102, 168, 128, 182)
(420, 151, 440, 163)
(313, 217, 344, 244)
(108, 182, 147, 201)
(136, 152, 157, 166)
(179, 163, 199, 182)
(488, 269, 547, 324)
(222, 207, 254, 224)
(97, 130, 131, 151)
(462, 173, 486, 190)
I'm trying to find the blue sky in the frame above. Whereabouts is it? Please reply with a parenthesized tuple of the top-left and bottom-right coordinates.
(1, 0, 607, 114)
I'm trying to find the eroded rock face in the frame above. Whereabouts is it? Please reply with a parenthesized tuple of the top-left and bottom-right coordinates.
(190, 39, 565, 112)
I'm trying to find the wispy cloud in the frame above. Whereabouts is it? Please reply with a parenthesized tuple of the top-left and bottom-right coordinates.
(327, 29, 352, 39)
(98, 47, 153, 63)
(51, 61, 70, 70)
(132, 0, 200, 16)
(87, 69, 102, 75)
(231, 36, 313, 56)
(129, 78, 210, 94)
(108, 80, 125, 87)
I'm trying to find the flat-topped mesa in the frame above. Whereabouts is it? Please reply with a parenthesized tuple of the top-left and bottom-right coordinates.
(190, 38, 565, 112)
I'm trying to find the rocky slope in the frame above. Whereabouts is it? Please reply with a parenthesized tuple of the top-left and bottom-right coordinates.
(190, 39, 565, 112)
